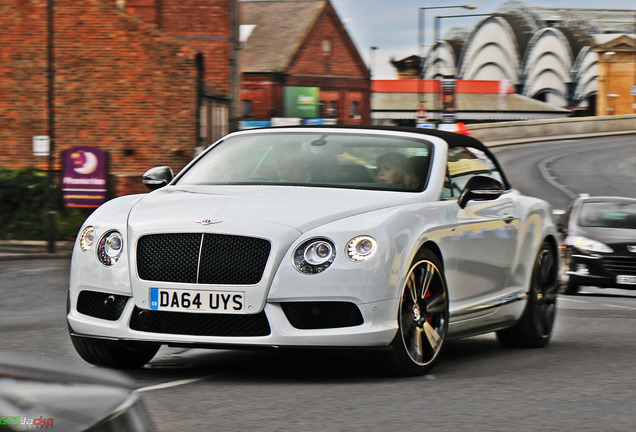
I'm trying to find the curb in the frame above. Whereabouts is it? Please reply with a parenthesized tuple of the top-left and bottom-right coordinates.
(0, 240, 73, 261)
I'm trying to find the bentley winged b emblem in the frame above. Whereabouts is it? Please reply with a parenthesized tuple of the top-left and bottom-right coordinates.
(194, 218, 222, 225)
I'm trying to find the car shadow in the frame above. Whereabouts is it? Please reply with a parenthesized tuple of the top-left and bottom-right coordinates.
(128, 335, 509, 384)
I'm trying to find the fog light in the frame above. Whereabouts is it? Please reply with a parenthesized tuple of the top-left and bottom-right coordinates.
(575, 264, 589, 275)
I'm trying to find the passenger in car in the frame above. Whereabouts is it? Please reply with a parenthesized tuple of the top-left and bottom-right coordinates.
(376, 152, 419, 188)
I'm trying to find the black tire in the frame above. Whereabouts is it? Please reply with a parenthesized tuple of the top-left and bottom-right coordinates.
(497, 240, 558, 348)
(563, 277, 580, 295)
(71, 335, 159, 369)
(386, 249, 449, 376)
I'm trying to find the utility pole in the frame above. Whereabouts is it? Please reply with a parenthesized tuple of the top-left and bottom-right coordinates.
(229, 0, 240, 132)
(47, 0, 57, 253)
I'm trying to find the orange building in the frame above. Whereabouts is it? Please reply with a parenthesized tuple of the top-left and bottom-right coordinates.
(594, 35, 636, 116)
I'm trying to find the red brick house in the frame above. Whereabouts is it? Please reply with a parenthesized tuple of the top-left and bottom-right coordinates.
(240, 0, 371, 126)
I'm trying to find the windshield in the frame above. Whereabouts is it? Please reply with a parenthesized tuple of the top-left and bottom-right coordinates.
(176, 131, 433, 192)
(578, 201, 636, 229)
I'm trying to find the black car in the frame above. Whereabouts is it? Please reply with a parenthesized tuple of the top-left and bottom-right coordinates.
(558, 195, 636, 294)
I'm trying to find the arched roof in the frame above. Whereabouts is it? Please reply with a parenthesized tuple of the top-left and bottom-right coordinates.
(414, 7, 628, 108)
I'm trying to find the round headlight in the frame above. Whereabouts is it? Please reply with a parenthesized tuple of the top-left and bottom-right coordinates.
(346, 235, 378, 262)
(304, 241, 333, 265)
(293, 238, 336, 274)
(97, 231, 124, 266)
(79, 226, 95, 252)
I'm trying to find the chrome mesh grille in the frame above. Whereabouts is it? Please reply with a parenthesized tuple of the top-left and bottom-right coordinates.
(137, 233, 271, 284)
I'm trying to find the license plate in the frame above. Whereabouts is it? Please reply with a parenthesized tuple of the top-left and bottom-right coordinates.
(149, 288, 245, 314)
(616, 275, 636, 285)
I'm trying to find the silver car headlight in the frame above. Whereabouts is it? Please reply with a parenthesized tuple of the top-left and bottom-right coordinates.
(346, 235, 378, 262)
(293, 238, 336, 274)
(97, 231, 124, 266)
(79, 226, 96, 252)
(570, 236, 613, 254)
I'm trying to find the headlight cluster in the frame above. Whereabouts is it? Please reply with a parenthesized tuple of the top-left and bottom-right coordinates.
(97, 231, 124, 266)
(346, 235, 378, 262)
(79, 226, 124, 266)
(293, 235, 378, 274)
(569, 236, 613, 254)
(79, 226, 95, 252)
(293, 238, 336, 274)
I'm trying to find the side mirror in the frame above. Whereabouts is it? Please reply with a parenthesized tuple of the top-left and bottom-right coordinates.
(458, 175, 503, 209)
(553, 210, 566, 231)
(142, 166, 173, 190)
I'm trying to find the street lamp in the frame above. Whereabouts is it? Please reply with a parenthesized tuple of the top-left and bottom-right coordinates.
(417, 5, 476, 120)
(433, 12, 490, 124)
(369, 46, 378, 78)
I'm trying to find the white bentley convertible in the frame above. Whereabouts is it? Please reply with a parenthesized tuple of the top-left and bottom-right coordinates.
(68, 126, 559, 376)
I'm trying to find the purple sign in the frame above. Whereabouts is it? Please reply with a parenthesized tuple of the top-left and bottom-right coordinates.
(62, 146, 108, 208)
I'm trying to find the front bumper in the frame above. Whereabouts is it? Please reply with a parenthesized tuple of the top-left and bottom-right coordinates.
(67, 294, 400, 349)
(566, 253, 636, 290)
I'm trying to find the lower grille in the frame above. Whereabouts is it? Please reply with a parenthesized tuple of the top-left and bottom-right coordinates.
(129, 307, 271, 337)
(77, 291, 129, 321)
(281, 302, 364, 329)
(604, 257, 636, 276)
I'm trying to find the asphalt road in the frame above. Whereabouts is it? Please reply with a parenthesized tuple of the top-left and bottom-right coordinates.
(3, 134, 636, 431)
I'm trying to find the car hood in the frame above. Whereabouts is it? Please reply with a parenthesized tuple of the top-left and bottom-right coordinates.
(574, 225, 636, 244)
(128, 185, 417, 234)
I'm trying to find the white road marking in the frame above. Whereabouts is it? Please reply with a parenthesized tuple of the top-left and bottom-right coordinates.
(136, 376, 213, 393)
(602, 303, 636, 310)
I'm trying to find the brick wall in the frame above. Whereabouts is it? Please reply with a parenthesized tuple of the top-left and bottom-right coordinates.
(1, 0, 202, 197)
(123, 0, 233, 96)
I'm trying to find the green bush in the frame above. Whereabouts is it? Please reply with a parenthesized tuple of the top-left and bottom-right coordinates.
(0, 167, 91, 240)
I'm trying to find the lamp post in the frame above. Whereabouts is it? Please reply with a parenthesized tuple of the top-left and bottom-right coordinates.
(369, 46, 378, 78)
(417, 5, 476, 121)
(47, 0, 56, 253)
(433, 12, 490, 125)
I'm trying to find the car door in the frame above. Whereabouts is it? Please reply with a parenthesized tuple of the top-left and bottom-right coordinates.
(440, 146, 520, 315)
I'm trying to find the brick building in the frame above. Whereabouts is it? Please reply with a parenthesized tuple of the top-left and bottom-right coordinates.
(1, 0, 369, 198)
(1, 0, 232, 198)
(240, 0, 371, 126)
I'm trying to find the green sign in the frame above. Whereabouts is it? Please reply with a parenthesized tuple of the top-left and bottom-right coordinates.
(284, 86, 319, 118)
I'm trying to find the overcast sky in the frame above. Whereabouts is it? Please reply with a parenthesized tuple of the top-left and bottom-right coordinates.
(330, 0, 636, 79)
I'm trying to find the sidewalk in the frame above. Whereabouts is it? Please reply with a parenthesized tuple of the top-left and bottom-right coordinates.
(0, 240, 73, 261)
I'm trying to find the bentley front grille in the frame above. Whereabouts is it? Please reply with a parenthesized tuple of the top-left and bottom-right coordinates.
(137, 233, 271, 285)
(129, 307, 271, 337)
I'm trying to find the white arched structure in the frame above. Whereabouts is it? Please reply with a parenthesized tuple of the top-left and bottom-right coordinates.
(573, 47, 598, 105)
(524, 28, 574, 103)
(459, 16, 521, 85)
(420, 12, 600, 109)
(425, 41, 458, 79)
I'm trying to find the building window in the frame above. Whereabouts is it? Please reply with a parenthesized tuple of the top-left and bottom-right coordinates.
(350, 101, 360, 119)
(327, 101, 338, 118)
(242, 100, 253, 117)
(322, 39, 332, 56)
